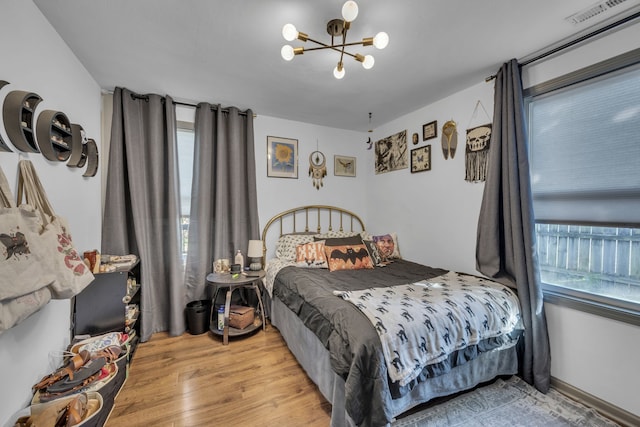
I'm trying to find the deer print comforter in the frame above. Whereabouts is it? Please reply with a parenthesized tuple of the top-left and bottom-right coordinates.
(333, 271, 522, 387)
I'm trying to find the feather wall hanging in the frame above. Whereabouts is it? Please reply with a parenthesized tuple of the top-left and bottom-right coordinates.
(441, 120, 458, 160)
(309, 141, 327, 190)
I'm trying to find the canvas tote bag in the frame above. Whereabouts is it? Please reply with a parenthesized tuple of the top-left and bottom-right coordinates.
(0, 164, 57, 300)
(17, 160, 94, 299)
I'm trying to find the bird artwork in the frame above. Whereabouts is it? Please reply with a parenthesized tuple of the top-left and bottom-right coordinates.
(441, 120, 458, 160)
(309, 151, 327, 190)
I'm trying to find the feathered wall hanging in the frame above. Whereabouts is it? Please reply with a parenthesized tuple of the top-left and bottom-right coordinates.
(441, 120, 458, 160)
(309, 150, 327, 190)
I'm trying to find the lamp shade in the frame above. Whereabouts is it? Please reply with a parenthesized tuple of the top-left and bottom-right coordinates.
(247, 240, 263, 258)
(282, 23, 298, 41)
(373, 32, 389, 49)
(342, 1, 359, 22)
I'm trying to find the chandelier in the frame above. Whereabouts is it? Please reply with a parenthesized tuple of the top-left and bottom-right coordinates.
(280, 1, 389, 79)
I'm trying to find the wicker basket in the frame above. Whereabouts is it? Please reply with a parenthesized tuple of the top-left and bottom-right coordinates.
(228, 305, 255, 329)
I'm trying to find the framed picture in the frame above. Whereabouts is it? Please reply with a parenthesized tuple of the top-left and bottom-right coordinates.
(423, 120, 437, 141)
(334, 155, 356, 177)
(375, 130, 408, 174)
(411, 145, 431, 173)
(267, 136, 298, 178)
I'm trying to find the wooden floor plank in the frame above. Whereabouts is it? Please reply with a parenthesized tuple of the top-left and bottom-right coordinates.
(107, 324, 332, 426)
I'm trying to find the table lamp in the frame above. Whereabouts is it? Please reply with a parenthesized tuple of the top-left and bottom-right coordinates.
(247, 240, 263, 271)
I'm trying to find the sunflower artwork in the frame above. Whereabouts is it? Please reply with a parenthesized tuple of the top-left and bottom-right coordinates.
(267, 136, 298, 178)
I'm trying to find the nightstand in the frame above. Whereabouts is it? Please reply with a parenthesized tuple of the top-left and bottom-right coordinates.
(206, 270, 266, 345)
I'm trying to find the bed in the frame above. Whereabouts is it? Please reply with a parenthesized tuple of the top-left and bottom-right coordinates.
(261, 205, 523, 427)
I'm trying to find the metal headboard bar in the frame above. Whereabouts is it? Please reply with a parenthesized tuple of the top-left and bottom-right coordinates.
(261, 205, 366, 266)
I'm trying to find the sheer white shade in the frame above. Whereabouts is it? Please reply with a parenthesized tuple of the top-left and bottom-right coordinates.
(342, 1, 359, 22)
(282, 23, 297, 41)
(281, 45, 294, 61)
(247, 240, 263, 258)
(373, 32, 389, 49)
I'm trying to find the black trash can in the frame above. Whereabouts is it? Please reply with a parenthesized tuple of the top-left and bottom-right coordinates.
(186, 300, 212, 335)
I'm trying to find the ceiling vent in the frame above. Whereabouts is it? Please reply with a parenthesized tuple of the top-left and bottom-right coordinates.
(565, 0, 629, 24)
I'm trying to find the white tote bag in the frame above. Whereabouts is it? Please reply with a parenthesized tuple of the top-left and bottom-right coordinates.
(0, 165, 57, 300)
(17, 160, 94, 299)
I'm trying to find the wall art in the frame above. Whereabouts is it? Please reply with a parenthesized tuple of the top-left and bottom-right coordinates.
(334, 155, 356, 177)
(465, 124, 492, 182)
(309, 150, 327, 189)
(267, 136, 298, 178)
(375, 130, 408, 174)
(441, 120, 458, 160)
(411, 145, 431, 173)
(423, 120, 437, 141)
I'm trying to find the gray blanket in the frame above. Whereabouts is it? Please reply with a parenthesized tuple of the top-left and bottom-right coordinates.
(272, 260, 522, 427)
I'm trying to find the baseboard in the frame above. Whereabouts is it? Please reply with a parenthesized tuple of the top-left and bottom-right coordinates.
(551, 376, 640, 427)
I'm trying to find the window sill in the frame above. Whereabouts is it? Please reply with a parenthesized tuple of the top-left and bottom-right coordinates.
(542, 283, 640, 327)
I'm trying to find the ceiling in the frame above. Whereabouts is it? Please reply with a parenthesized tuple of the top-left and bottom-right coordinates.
(33, 0, 640, 132)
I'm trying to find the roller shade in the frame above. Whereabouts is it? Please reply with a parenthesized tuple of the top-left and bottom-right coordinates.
(528, 64, 640, 226)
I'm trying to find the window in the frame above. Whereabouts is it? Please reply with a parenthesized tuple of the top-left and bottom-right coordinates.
(177, 124, 195, 262)
(525, 49, 640, 324)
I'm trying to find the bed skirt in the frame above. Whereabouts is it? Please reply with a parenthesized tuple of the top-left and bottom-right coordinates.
(271, 296, 518, 427)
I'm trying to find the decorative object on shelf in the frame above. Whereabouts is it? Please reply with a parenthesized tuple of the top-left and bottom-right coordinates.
(441, 120, 458, 160)
(267, 135, 298, 178)
(309, 150, 327, 189)
(247, 240, 263, 271)
(423, 120, 437, 141)
(281, 1, 389, 79)
(375, 130, 408, 174)
(334, 155, 356, 177)
(366, 112, 373, 150)
(411, 145, 431, 173)
(214, 258, 230, 274)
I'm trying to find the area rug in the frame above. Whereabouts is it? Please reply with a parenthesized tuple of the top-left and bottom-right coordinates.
(393, 376, 618, 427)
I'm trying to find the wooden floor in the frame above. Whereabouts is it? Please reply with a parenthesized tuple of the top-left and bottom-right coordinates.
(106, 323, 332, 426)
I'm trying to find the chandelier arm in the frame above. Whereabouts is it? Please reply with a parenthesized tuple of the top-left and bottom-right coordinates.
(302, 45, 359, 59)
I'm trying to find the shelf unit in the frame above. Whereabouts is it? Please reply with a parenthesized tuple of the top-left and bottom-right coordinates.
(0, 80, 12, 152)
(72, 262, 141, 355)
(2, 90, 43, 152)
(82, 138, 99, 177)
(35, 109, 73, 161)
(67, 123, 85, 167)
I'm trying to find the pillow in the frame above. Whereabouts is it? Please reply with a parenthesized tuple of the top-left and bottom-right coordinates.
(315, 235, 363, 246)
(295, 241, 328, 269)
(363, 240, 385, 267)
(275, 234, 315, 261)
(371, 233, 401, 260)
(323, 243, 374, 272)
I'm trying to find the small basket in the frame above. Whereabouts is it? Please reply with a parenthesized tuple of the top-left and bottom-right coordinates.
(228, 305, 255, 329)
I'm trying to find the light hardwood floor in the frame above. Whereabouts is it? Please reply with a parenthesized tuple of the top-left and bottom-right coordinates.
(107, 324, 332, 426)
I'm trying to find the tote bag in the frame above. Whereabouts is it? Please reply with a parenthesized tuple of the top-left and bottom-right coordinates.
(0, 286, 52, 333)
(17, 160, 94, 299)
(0, 165, 57, 300)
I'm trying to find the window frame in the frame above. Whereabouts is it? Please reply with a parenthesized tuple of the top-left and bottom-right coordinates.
(524, 47, 640, 327)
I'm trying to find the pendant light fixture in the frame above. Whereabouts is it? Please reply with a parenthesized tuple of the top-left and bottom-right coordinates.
(281, 1, 389, 79)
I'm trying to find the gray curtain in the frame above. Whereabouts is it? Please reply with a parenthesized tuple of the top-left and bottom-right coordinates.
(102, 87, 185, 341)
(184, 104, 259, 301)
(476, 59, 551, 392)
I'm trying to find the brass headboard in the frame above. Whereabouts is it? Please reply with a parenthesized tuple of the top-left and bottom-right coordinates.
(261, 205, 366, 265)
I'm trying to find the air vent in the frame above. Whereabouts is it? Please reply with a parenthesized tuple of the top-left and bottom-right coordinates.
(565, 0, 629, 24)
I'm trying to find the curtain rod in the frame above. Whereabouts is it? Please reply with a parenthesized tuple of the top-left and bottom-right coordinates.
(126, 92, 256, 117)
(485, 10, 640, 82)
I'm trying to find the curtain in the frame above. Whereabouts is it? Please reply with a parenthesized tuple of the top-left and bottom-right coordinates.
(184, 104, 259, 301)
(476, 59, 551, 392)
(102, 87, 185, 341)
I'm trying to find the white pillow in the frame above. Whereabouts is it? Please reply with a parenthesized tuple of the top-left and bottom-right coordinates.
(275, 234, 315, 261)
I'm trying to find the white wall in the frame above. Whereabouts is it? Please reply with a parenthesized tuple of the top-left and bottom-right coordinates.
(522, 21, 640, 416)
(364, 81, 494, 275)
(0, 0, 101, 423)
(253, 115, 368, 254)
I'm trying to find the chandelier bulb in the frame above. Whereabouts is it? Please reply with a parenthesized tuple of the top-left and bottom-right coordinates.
(342, 1, 359, 22)
(281, 45, 295, 61)
(373, 32, 389, 49)
(333, 64, 345, 79)
(282, 23, 298, 42)
(362, 55, 375, 69)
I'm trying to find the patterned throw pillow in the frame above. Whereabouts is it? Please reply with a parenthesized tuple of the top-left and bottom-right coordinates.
(314, 230, 361, 239)
(323, 243, 374, 272)
(371, 233, 401, 260)
(275, 234, 315, 261)
(295, 241, 328, 269)
(315, 235, 364, 246)
(363, 240, 385, 266)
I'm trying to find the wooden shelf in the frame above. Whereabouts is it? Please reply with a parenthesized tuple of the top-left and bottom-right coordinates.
(2, 90, 43, 153)
(36, 109, 73, 161)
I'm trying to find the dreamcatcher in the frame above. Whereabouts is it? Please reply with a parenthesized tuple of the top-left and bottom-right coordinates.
(309, 149, 327, 190)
